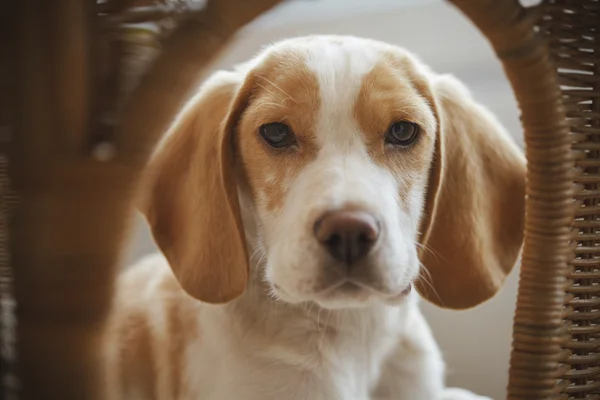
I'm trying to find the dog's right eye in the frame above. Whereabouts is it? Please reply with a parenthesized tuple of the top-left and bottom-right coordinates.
(259, 122, 296, 149)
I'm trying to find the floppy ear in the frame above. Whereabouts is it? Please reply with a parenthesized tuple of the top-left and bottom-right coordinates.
(416, 75, 526, 309)
(140, 71, 250, 304)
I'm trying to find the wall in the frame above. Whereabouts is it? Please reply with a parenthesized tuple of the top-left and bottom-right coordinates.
(125, 1, 524, 398)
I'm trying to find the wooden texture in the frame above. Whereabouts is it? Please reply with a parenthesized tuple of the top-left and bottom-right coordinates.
(451, 0, 599, 399)
(4, 0, 598, 399)
(8, 1, 282, 399)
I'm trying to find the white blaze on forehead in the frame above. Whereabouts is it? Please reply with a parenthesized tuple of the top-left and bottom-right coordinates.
(259, 36, 405, 217)
(304, 38, 383, 150)
(270, 36, 387, 151)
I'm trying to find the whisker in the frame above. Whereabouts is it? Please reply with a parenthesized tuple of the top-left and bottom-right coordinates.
(305, 301, 318, 335)
(254, 82, 288, 104)
(415, 241, 452, 266)
(392, 105, 422, 114)
(249, 242, 267, 284)
(417, 261, 445, 306)
(250, 100, 287, 112)
(316, 306, 324, 338)
(414, 241, 435, 258)
(319, 310, 332, 346)
(257, 75, 297, 104)
(307, 300, 316, 317)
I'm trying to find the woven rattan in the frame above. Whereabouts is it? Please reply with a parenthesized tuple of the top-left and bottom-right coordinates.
(1, 0, 599, 399)
(453, 2, 573, 396)
(539, 0, 600, 399)
(543, 2, 600, 397)
(4, 1, 283, 399)
(451, 1, 599, 398)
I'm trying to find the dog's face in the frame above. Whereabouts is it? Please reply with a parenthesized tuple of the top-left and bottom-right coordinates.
(235, 38, 437, 308)
(143, 35, 526, 310)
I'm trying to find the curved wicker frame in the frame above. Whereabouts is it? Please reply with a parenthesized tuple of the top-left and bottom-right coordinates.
(451, 1, 599, 398)
(4, 1, 284, 398)
(1, 0, 598, 399)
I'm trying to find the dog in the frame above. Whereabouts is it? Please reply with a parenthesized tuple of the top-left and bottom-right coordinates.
(103, 35, 525, 400)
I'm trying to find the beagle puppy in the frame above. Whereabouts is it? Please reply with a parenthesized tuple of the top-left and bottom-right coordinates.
(103, 35, 525, 400)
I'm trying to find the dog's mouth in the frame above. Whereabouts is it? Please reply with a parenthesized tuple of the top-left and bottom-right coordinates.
(330, 279, 412, 298)
(272, 278, 412, 306)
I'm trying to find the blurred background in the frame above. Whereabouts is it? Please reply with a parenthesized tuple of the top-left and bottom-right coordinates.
(125, 1, 524, 398)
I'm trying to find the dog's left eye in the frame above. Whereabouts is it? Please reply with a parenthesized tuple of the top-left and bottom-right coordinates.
(385, 121, 420, 146)
(259, 122, 296, 149)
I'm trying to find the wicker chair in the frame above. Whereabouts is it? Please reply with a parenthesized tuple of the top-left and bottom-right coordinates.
(1, 0, 598, 399)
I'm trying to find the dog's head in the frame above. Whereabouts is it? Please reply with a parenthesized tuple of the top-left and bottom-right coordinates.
(141, 36, 525, 310)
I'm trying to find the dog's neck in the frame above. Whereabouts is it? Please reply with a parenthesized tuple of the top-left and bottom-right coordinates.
(199, 247, 411, 398)
(190, 193, 413, 397)
(219, 256, 408, 365)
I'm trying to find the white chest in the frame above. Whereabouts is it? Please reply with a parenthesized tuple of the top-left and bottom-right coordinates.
(184, 302, 407, 400)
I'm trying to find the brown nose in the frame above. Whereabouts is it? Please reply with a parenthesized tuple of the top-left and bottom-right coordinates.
(314, 210, 380, 265)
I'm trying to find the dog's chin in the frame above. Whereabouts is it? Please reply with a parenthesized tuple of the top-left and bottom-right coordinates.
(269, 280, 413, 310)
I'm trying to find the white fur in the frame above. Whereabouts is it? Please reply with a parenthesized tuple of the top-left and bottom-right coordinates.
(251, 38, 427, 310)
(106, 36, 493, 400)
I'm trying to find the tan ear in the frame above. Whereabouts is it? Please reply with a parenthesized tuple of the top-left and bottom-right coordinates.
(416, 75, 526, 309)
(140, 71, 249, 304)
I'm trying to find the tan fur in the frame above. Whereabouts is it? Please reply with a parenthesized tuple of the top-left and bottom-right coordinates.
(354, 52, 525, 309)
(104, 36, 523, 400)
(104, 256, 201, 399)
(354, 56, 437, 206)
(236, 51, 321, 213)
(140, 72, 248, 304)
(416, 75, 526, 308)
